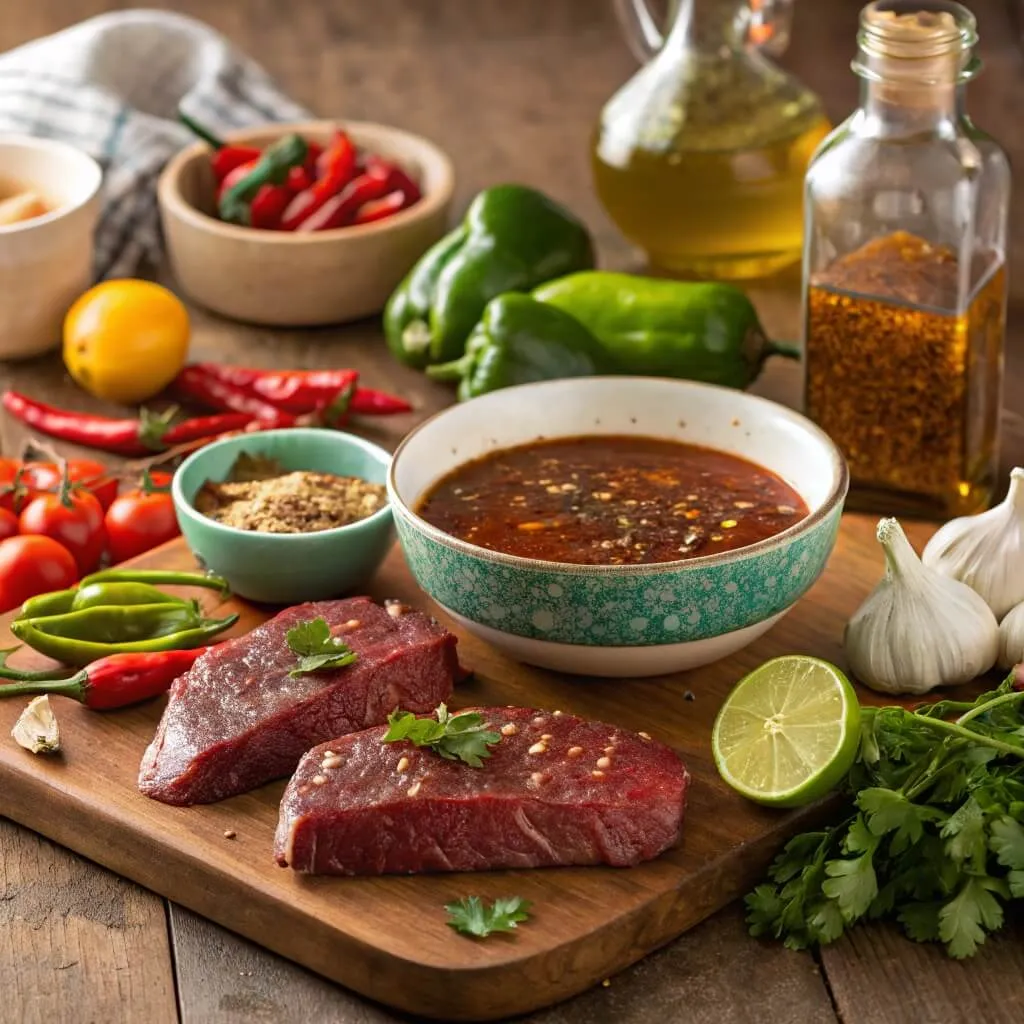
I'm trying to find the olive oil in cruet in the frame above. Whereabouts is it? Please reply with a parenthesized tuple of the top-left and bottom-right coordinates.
(593, 0, 830, 279)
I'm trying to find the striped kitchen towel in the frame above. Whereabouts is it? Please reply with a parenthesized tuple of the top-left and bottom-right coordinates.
(0, 9, 311, 279)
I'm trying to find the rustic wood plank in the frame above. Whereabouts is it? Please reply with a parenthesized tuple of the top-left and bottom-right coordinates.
(171, 903, 838, 1024)
(0, 818, 178, 1024)
(819, 912, 1024, 1024)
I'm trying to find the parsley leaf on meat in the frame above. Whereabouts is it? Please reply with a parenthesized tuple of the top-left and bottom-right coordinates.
(746, 673, 1024, 959)
(383, 703, 501, 767)
(445, 896, 532, 938)
(286, 618, 358, 677)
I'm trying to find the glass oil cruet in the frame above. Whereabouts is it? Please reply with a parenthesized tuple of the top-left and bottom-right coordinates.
(802, 1, 1010, 520)
(593, 0, 831, 280)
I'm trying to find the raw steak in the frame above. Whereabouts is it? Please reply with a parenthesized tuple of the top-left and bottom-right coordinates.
(275, 706, 689, 875)
(139, 598, 458, 805)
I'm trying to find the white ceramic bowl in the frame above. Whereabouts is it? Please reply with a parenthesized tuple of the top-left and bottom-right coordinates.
(158, 120, 454, 326)
(388, 377, 848, 677)
(0, 135, 102, 359)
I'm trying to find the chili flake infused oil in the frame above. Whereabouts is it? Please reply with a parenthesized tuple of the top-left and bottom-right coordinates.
(801, 2, 1010, 518)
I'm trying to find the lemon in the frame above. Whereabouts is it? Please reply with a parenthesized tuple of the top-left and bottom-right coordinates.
(64, 280, 190, 404)
(712, 655, 861, 808)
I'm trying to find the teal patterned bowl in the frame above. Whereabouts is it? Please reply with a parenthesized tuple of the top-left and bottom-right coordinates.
(388, 377, 847, 677)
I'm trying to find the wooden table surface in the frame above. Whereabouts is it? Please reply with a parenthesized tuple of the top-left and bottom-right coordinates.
(1, 1, 1023, 1022)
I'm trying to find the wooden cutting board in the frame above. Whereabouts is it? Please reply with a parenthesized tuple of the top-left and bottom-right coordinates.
(0, 515, 950, 1021)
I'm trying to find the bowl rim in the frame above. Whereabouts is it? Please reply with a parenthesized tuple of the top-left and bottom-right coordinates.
(387, 376, 850, 576)
(157, 118, 455, 244)
(0, 133, 102, 235)
(171, 427, 394, 542)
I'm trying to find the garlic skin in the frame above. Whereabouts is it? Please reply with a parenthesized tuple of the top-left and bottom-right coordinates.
(844, 518, 998, 695)
(997, 599, 1024, 669)
(11, 695, 61, 755)
(922, 467, 1024, 619)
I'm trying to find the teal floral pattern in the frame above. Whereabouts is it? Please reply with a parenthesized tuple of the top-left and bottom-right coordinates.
(395, 505, 843, 647)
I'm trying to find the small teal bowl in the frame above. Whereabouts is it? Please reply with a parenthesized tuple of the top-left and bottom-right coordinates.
(172, 428, 394, 604)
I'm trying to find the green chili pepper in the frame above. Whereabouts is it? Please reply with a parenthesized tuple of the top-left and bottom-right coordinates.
(383, 185, 595, 368)
(532, 272, 798, 390)
(218, 133, 308, 226)
(79, 568, 231, 596)
(426, 293, 613, 400)
(18, 588, 79, 620)
(16, 603, 202, 644)
(0, 646, 75, 682)
(10, 610, 240, 667)
(70, 582, 193, 613)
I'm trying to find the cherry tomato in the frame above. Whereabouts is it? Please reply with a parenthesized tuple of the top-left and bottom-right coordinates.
(0, 508, 18, 541)
(19, 487, 107, 575)
(105, 483, 179, 564)
(22, 460, 119, 511)
(0, 458, 22, 512)
(0, 535, 77, 613)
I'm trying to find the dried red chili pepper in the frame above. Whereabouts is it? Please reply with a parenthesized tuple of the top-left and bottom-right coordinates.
(352, 190, 410, 225)
(295, 166, 392, 232)
(171, 367, 297, 426)
(0, 391, 254, 456)
(0, 646, 215, 710)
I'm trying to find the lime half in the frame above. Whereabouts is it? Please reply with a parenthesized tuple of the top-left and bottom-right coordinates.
(712, 656, 861, 808)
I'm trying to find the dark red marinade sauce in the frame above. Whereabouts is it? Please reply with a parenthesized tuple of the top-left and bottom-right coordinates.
(417, 435, 809, 566)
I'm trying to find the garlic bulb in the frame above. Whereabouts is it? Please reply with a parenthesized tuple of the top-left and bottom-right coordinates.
(997, 599, 1024, 669)
(844, 517, 998, 695)
(11, 695, 60, 754)
(922, 467, 1024, 619)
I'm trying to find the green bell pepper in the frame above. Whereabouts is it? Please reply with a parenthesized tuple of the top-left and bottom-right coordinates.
(532, 272, 798, 390)
(426, 294, 613, 400)
(384, 184, 595, 368)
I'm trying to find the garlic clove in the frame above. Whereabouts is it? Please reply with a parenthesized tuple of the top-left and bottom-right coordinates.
(997, 599, 1024, 669)
(845, 517, 999, 695)
(922, 467, 1024, 619)
(11, 695, 61, 755)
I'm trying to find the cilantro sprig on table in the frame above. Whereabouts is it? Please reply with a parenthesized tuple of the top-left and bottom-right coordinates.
(747, 674, 1024, 958)
(285, 618, 358, 677)
(383, 703, 501, 767)
(445, 896, 532, 938)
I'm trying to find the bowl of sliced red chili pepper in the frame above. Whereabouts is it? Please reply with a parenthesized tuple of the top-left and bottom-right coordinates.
(157, 119, 454, 326)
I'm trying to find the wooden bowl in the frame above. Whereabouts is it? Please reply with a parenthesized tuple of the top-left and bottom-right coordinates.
(157, 120, 454, 326)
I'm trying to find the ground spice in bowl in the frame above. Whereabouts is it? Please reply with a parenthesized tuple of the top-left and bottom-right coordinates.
(194, 453, 387, 534)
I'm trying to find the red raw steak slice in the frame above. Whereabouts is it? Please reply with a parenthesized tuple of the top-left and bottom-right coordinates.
(139, 597, 458, 805)
(275, 706, 689, 874)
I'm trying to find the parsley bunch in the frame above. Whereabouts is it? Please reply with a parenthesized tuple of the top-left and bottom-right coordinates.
(383, 704, 501, 767)
(747, 674, 1024, 958)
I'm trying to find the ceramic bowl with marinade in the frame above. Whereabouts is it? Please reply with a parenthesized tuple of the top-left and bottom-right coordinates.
(388, 376, 848, 678)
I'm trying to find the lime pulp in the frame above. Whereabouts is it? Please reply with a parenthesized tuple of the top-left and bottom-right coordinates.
(712, 655, 861, 808)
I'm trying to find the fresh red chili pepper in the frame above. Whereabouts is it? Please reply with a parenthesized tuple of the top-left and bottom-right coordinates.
(217, 158, 259, 203)
(286, 165, 313, 192)
(161, 412, 254, 445)
(352, 190, 410, 225)
(279, 131, 358, 230)
(304, 140, 324, 169)
(172, 367, 296, 426)
(0, 646, 215, 710)
(1, 391, 256, 456)
(189, 364, 360, 414)
(249, 183, 293, 230)
(295, 166, 392, 232)
(317, 379, 357, 428)
(349, 387, 413, 415)
(211, 145, 263, 183)
(365, 155, 422, 204)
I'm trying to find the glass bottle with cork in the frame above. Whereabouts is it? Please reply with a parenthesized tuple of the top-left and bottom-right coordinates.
(802, 0, 1010, 518)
